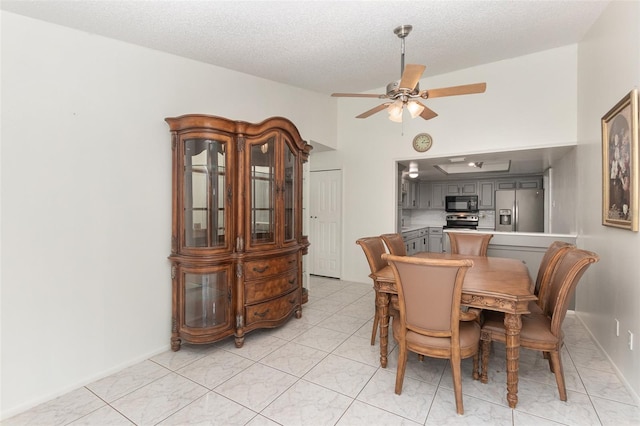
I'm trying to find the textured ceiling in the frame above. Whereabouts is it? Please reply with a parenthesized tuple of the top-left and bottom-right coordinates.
(1, 0, 609, 95)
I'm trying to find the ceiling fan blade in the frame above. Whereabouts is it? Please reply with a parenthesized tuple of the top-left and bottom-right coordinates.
(356, 103, 390, 119)
(399, 64, 426, 91)
(423, 82, 487, 99)
(416, 102, 438, 120)
(331, 93, 386, 98)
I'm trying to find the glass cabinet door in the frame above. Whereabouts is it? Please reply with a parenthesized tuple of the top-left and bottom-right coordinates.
(183, 138, 227, 249)
(283, 139, 297, 243)
(183, 269, 230, 330)
(249, 136, 276, 245)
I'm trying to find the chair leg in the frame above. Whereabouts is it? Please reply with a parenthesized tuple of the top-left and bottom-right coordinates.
(545, 351, 555, 372)
(480, 338, 491, 383)
(472, 351, 480, 381)
(450, 356, 465, 415)
(370, 309, 379, 345)
(395, 344, 408, 395)
(370, 289, 382, 345)
(549, 350, 567, 401)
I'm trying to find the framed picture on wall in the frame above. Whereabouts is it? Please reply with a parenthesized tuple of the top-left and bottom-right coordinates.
(601, 88, 639, 231)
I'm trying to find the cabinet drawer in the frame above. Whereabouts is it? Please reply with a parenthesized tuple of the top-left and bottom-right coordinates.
(245, 270, 299, 304)
(244, 253, 297, 280)
(245, 291, 299, 326)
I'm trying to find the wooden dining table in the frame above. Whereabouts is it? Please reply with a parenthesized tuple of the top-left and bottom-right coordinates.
(372, 251, 536, 409)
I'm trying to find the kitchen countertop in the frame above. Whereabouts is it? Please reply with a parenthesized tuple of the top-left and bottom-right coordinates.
(442, 228, 576, 238)
(442, 228, 577, 249)
(401, 224, 444, 232)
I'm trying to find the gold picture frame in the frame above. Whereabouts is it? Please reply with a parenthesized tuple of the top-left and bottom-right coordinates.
(602, 88, 639, 231)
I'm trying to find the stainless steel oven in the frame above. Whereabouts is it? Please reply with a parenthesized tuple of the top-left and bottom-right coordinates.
(444, 213, 479, 230)
(445, 195, 479, 213)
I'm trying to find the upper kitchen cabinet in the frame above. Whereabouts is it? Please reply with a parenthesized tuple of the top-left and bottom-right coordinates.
(495, 176, 543, 190)
(445, 181, 477, 195)
(418, 181, 431, 209)
(402, 179, 419, 209)
(477, 181, 495, 210)
(418, 181, 446, 209)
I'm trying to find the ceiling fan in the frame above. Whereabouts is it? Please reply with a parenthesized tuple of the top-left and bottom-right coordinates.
(331, 25, 487, 122)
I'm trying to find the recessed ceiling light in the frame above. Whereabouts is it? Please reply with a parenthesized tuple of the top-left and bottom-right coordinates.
(435, 160, 511, 175)
(449, 157, 466, 163)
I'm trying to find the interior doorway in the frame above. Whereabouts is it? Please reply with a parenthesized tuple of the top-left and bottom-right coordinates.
(309, 169, 342, 278)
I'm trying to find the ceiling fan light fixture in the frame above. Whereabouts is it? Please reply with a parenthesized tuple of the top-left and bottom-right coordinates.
(407, 101, 425, 118)
(388, 111, 403, 123)
(388, 99, 404, 122)
(388, 99, 403, 114)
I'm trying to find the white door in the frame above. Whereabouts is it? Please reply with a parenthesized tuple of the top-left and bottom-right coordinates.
(309, 170, 342, 278)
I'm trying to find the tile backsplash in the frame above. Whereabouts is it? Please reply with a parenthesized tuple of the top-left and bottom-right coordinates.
(478, 210, 495, 228)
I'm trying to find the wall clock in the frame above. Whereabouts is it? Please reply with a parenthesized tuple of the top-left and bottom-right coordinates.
(412, 133, 433, 152)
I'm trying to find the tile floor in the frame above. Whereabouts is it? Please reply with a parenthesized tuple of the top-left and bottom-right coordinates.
(4, 276, 640, 425)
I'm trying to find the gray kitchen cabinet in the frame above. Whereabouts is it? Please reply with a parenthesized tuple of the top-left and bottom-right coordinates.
(496, 176, 543, 190)
(517, 177, 543, 189)
(418, 182, 431, 209)
(430, 183, 446, 209)
(410, 175, 541, 211)
(403, 228, 428, 254)
(428, 227, 444, 253)
(445, 181, 477, 195)
(402, 180, 419, 209)
(402, 229, 419, 255)
(478, 181, 495, 210)
(407, 237, 420, 255)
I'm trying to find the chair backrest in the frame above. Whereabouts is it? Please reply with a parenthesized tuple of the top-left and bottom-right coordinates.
(383, 254, 473, 337)
(535, 241, 575, 311)
(545, 248, 599, 334)
(356, 237, 388, 275)
(381, 233, 407, 256)
(448, 232, 493, 256)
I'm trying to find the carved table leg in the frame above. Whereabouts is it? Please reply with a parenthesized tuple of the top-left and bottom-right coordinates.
(376, 290, 390, 368)
(504, 313, 522, 408)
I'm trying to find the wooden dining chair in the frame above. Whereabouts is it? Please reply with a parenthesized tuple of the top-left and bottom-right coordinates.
(356, 237, 392, 345)
(381, 233, 407, 256)
(480, 248, 599, 401)
(531, 241, 575, 314)
(383, 253, 479, 415)
(448, 232, 493, 256)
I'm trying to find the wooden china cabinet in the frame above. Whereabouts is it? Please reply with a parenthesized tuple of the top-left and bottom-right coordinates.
(165, 115, 312, 350)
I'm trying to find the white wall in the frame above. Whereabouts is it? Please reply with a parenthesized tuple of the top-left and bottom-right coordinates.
(334, 45, 579, 283)
(0, 11, 336, 418)
(576, 0, 640, 400)
(549, 148, 578, 234)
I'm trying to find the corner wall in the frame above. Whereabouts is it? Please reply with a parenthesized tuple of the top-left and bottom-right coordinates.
(576, 0, 640, 401)
(0, 11, 336, 418)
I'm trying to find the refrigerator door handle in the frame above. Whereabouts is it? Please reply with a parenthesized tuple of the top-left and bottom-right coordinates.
(514, 200, 518, 231)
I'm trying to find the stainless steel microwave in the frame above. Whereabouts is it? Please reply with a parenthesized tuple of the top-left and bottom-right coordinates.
(445, 195, 479, 212)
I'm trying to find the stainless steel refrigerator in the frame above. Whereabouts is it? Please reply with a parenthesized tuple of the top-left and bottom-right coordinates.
(495, 188, 544, 232)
